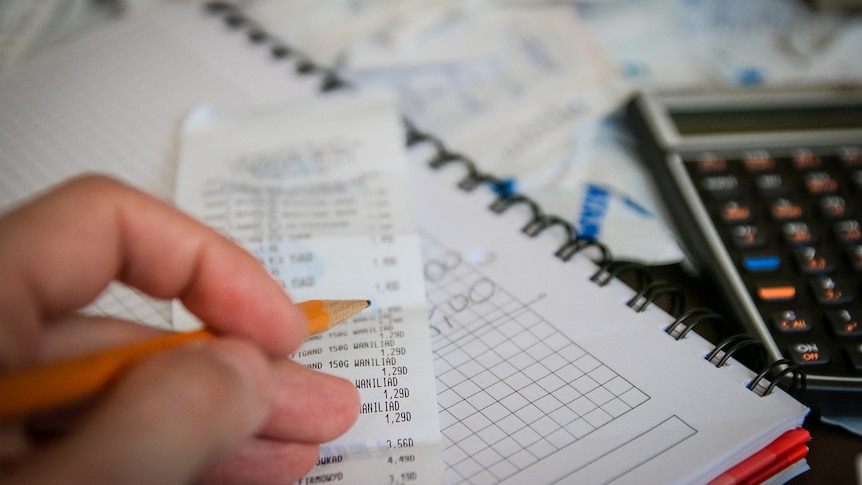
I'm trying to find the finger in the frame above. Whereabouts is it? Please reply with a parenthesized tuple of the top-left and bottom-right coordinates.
(28, 323, 358, 468)
(196, 439, 321, 485)
(1, 338, 272, 485)
(260, 359, 360, 444)
(37, 315, 168, 364)
(0, 422, 29, 469)
(0, 175, 306, 369)
(9, 318, 175, 441)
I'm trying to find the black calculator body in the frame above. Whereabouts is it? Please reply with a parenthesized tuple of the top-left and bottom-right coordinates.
(626, 87, 862, 416)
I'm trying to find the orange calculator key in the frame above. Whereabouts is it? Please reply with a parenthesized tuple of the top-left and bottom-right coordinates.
(757, 284, 797, 302)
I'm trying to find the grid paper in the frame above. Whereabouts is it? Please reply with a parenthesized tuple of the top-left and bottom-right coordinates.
(422, 234, 650, 484)
(83, 282, 173, 330)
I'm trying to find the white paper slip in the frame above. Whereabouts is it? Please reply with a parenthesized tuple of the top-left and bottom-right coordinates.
(174, 90, 444, 485)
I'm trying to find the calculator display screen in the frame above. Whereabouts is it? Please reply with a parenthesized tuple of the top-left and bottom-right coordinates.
(669, 103, 862, 136)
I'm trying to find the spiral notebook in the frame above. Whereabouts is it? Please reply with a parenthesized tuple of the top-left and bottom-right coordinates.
(0, 1, 810, 484)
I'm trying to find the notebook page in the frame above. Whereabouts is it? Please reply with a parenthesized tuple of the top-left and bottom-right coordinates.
(0, 2, 321, 327)
(407, 143, 808, 484)
(173, 91, 444, 484)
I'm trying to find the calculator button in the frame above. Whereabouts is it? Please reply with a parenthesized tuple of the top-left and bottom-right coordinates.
(804, 172, 839, 195)
(702, 175, 740, 199)
(770, 199, 804, 220)
(846, 343, 862, 371)
(720, 201, 753, 223)
(755, 174, 789, 198)
(809, 277, 854, 305)
(847, 245, 862, 271)
(834, 220, 862, 244)
(770, 310, 813, 333)
(743, 255, 781, 272)
(839, 147, 862, 168)
(792, 150, 822, 170)
(756, 283, 797, 302)
(782, 222, 817, 246)
(743, 151, 775, 171)
(787, 342, 830, 366)
(696, 154, 727, 173)
(819, 196, 852, 219)
(826, 309, 862, 337)
(730, 225, 767, 249)
(794, 247, 835, 275)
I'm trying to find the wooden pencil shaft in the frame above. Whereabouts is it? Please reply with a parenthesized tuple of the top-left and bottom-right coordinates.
(0, 299, 369, 421)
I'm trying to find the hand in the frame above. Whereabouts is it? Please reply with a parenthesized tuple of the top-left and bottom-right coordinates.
(0, 175, 360, 484)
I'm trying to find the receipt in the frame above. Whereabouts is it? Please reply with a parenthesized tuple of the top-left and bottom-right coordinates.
(173, 91, 444, 484)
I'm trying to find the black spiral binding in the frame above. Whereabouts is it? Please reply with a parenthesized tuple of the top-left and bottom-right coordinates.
(705, 334, 766, 369)
(201, 1, 806, 398)
(665, 308, 726, 341)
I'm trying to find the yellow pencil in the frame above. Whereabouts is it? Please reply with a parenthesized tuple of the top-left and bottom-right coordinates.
(0, 299, 369, 421)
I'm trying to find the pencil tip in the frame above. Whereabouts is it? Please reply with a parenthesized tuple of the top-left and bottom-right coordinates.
(365, 300, 371, 307)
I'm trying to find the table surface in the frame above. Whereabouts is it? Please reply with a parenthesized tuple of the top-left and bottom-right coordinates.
(794, 416, 861, 483)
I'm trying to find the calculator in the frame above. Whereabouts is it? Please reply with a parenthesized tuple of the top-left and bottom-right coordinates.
(626, 86, 862, 416)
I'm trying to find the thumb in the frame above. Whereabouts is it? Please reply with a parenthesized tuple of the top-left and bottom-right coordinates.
(5, 338, 273, 485)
